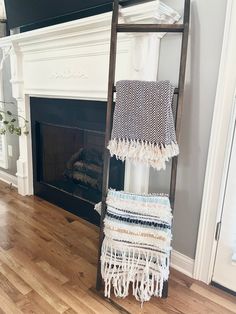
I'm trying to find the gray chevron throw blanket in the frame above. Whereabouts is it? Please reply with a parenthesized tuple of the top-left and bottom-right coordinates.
(101, 190, 172, 303)
(108, 80, 179, 170)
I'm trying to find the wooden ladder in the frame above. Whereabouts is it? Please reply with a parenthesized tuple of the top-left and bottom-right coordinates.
(96, 0, 190, 298)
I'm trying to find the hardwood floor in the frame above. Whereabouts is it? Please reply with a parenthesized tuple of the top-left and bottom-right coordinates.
(0, 180, 235, 314)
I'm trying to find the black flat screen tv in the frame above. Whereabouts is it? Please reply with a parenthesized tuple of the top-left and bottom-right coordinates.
(4, 0, 116, 31)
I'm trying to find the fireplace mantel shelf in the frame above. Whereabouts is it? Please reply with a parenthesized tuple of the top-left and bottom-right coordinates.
(0, 0, 181, 196)
(0, 2, 180, 49)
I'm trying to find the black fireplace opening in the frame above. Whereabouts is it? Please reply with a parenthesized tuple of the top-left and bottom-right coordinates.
(30, 97, 124, 225)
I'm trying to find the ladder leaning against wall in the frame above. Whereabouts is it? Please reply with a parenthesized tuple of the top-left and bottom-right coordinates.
(96, 0, 190, 299)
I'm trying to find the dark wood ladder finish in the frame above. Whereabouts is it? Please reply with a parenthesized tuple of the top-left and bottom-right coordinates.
(96, 0, 190, 299)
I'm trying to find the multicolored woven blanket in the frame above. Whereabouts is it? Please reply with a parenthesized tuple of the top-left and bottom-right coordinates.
(108, 80, 179, 170)
(101, 190, 172, 303)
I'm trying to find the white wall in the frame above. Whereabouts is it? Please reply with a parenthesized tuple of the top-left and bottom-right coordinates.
(149, 0, 227, 259)
(0, 24, 19, 176)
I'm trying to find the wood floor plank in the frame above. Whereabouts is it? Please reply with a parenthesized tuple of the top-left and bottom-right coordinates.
(0, 225, 17, 250)
(0, 263, 32, 295)
(0, 272, 24, 303)
(13, 234, 95, 291)
(6, 199, 98, 265)
(16, 293, 50, 314)
(166, 278, 235, 314)
(12, 222, 97, 289)
(9, 248, 97, 314)
(64, 309, 81, 314)
(0, 285, 23, 314)
(17, 290, 61, 314)
(191, 283, 236, 313)
(0, 180, 234, 314)
(63, 282, 120, 314)
(0, 248, 69, 313)
(36, 260, 69, 285)
(110, 294, 168, 314)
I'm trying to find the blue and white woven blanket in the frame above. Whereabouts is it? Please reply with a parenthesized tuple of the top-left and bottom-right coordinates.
(101, 190, 172, 303)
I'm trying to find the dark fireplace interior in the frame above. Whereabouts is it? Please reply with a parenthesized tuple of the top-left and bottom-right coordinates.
(30, 97, 124, 225)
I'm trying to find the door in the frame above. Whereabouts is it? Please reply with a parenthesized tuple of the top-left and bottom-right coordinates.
(212, 121, 236, 293)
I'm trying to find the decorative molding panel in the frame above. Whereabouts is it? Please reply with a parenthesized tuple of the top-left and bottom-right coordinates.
(49, 70, 89, 80)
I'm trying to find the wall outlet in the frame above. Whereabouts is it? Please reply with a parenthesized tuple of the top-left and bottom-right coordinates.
(8, 145, 13, 157)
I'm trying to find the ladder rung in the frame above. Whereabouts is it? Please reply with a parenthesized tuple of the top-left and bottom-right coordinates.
(113, 86, 179, 94)
(117, 24, 184, 33)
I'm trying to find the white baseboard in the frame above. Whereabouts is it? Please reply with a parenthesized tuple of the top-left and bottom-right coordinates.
(0, 170, 18, 187)
(171, 250, 195, 278)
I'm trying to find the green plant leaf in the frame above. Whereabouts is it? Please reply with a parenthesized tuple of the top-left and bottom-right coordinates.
(15, 127, 22, 136)
(8, 124, 15, 134)
(0, 109, 29, 136)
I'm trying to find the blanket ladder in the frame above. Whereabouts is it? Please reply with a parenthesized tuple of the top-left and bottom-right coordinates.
(96, 0, 190, 299)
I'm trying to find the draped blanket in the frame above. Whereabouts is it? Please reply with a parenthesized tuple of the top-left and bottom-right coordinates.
(101, 190, 172, 303)
(108, 80, 179, 170)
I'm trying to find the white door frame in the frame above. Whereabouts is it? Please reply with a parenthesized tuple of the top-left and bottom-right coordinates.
(194, 0, 236, 284)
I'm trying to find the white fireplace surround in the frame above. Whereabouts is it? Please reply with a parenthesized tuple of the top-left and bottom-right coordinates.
(0, 1, 180, 196)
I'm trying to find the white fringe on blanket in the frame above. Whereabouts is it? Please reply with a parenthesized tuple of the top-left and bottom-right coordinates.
(94, 202, 102, 215)
(101, 239, 170, 301)
(108, 138, 179, 170)
(100, 190, 172, 303)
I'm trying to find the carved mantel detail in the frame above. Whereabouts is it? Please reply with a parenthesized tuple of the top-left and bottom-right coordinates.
(49, 70, 89, 80)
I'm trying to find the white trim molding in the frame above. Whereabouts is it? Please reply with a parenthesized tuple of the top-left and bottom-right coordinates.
(0, 170, 17, 187)
(194, 0, 236, 284)
(171, 250, 194, 278)
(0, 134, 8, 169)
(0, 49, 9, 170)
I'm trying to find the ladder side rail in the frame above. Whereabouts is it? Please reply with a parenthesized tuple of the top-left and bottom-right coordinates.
(163, 0, 190, 299)
(169, 0, 190, 210)
(96, 0, 119, 291)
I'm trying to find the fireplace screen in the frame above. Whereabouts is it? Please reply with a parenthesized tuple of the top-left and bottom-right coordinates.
(30, 97, 124, 224)
(39, 123, 123, 204)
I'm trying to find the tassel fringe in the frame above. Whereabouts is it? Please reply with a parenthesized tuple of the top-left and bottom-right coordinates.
(108, 138, 179, 170)
(94, 202, 102, 215)
(101, 238, 170, 303)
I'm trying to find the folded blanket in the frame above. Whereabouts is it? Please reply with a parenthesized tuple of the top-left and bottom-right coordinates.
(101, 190, 172, 303)
(108, 80, 179, 170)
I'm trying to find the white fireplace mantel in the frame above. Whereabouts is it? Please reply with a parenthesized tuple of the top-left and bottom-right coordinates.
(0, 1, 180, 196)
